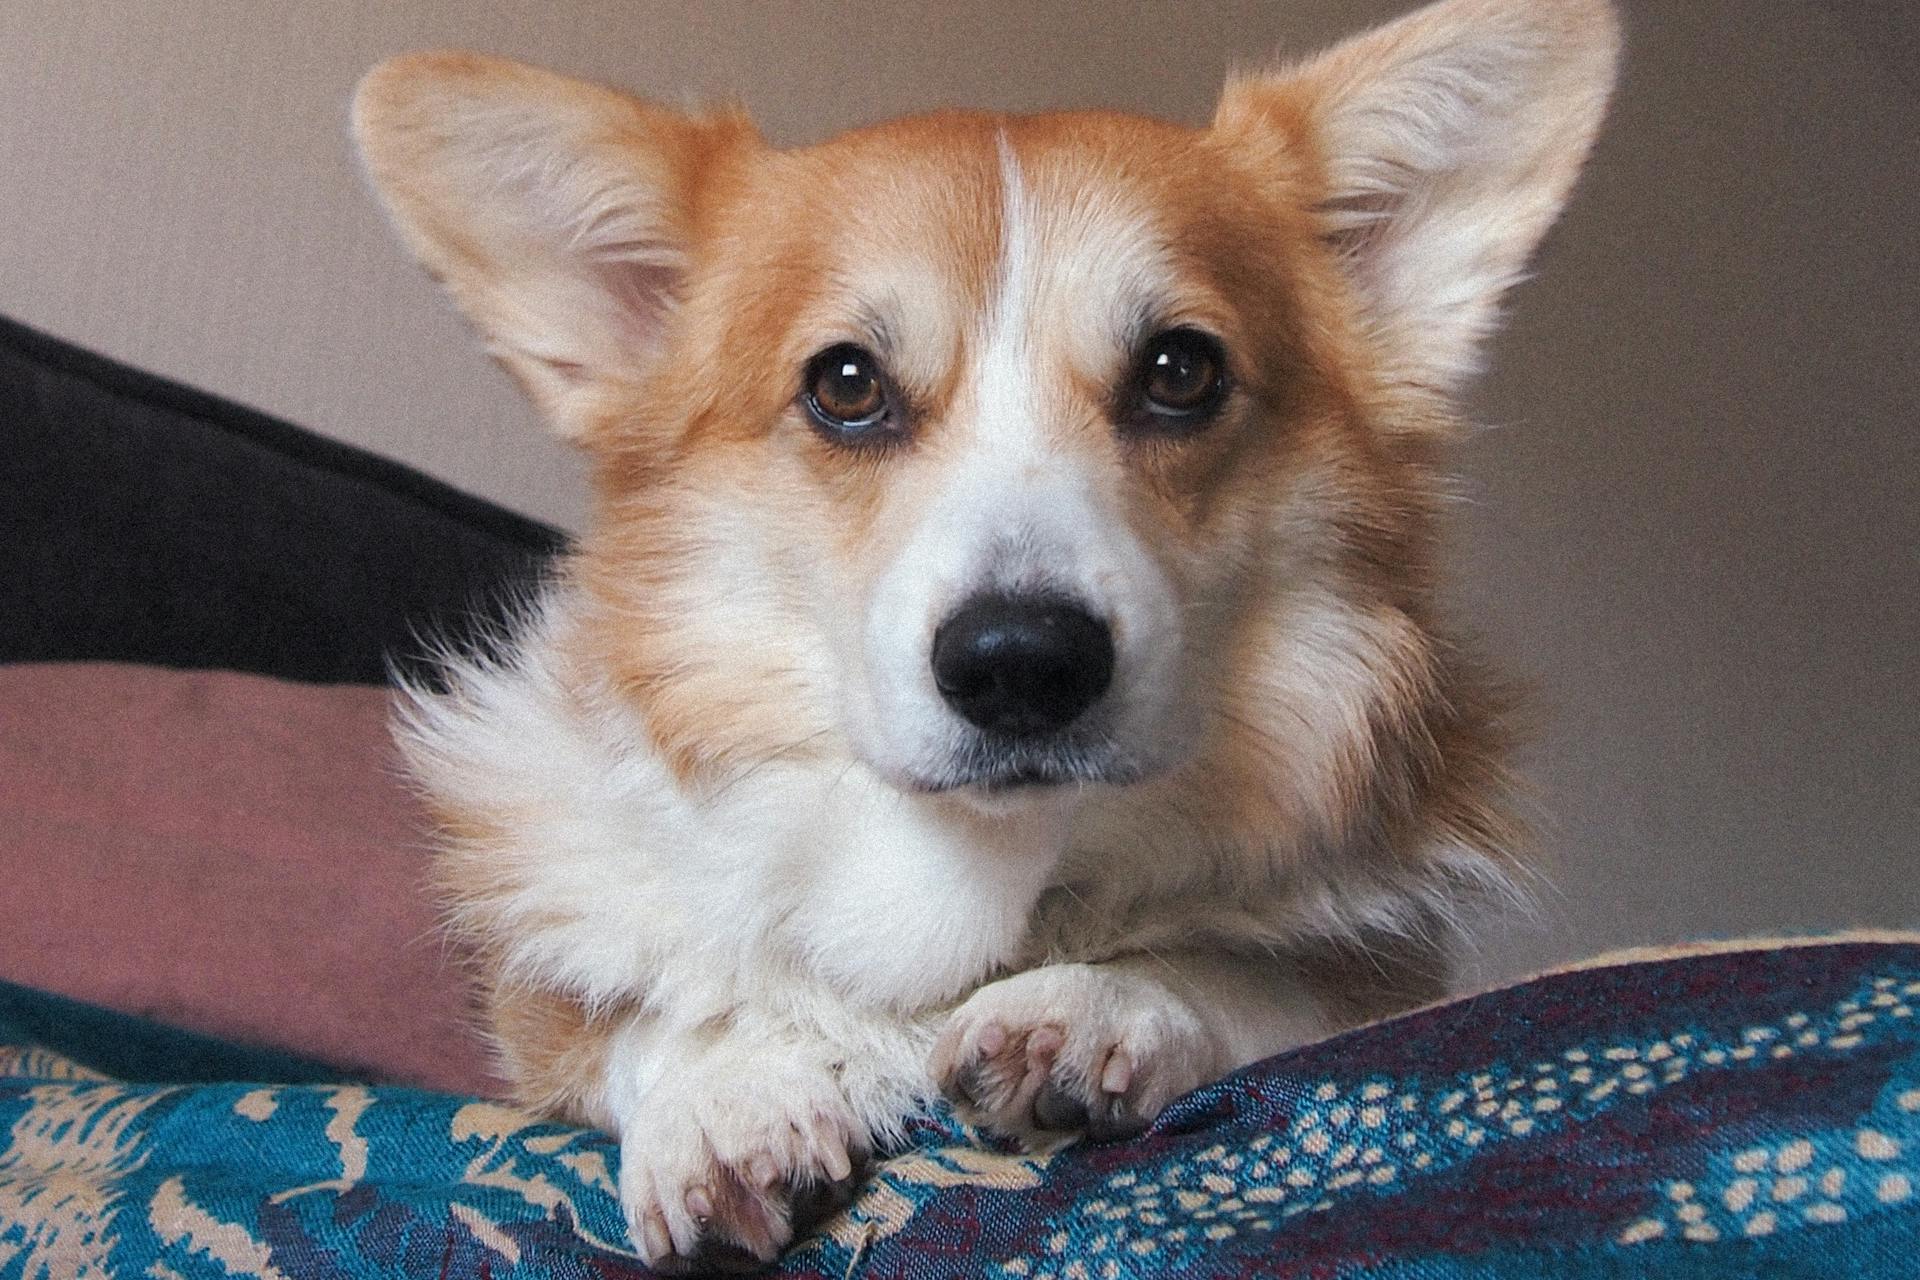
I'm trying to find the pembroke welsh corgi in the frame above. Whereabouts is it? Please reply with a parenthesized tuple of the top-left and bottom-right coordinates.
(354, 0, 1618, 1267)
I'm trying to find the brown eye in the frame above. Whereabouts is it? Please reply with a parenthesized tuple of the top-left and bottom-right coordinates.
(1134, 327, 1228, 426)
(803, 343, 891, 435)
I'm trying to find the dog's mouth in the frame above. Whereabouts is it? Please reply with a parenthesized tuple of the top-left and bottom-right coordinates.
(975, 765, 1075, 793)
(899, 734, 1147, 796)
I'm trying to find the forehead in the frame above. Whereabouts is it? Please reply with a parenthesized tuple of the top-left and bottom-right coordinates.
(707, 111, 1257, 381)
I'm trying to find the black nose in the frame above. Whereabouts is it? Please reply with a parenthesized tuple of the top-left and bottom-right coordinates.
(932, 594, 1115, 738)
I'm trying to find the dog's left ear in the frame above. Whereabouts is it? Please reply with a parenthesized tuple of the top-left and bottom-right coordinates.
(353, 53, 759, 439)
(1215, 0, 1621, 393)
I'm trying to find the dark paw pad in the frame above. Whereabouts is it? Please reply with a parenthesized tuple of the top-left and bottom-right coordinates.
(788, 1169, 861, 1228)
(1032, 1079, 1148, 1142)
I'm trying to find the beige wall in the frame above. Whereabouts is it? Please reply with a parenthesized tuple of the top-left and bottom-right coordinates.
(3, 1, 1914, 982)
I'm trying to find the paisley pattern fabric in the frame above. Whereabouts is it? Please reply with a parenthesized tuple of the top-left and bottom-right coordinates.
(4, 937, 1919, 1278)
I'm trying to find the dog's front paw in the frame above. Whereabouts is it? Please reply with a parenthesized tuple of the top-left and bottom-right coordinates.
(614, 1049, 865, 1273)
(931, 962, 1221, 1145)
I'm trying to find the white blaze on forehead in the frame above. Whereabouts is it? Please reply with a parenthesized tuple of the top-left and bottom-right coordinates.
(945, 133, 1179, 586)
(973, 132, 1043, 465)
(972, 132, 1179, 458)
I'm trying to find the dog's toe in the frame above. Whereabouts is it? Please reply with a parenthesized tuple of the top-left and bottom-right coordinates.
(935, 964, 1219, 1146)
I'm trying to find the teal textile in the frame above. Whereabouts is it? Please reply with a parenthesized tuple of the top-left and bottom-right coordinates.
(3, 938, 1919, 1277)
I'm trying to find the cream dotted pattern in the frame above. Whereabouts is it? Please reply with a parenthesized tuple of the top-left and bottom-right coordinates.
(988, 971, 1919, 1278)
(1615, 974, 1919, 1248)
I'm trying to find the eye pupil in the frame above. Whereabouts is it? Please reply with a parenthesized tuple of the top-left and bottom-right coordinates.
(1136, 328, 1226, 424)
(1151, 349, 1203, 400)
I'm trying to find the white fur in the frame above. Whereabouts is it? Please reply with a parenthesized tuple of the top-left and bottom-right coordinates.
(934, 961, 1229, 1139)
(401, 599, 1070, 1028)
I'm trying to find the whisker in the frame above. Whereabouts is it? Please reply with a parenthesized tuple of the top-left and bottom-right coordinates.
(1056, 882, 1193, 990)
(706, 728, 833, 803)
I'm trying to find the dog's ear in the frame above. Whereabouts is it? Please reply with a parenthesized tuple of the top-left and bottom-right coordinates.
(1215, 0, 1620, 393)
(353, 53, 758, 438)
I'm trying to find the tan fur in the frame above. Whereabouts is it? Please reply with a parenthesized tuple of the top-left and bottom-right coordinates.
(357, 0, 1618, 1265)
(484, 983, 624, 1125)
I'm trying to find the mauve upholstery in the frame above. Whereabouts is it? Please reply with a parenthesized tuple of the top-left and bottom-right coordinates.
(0, 661, 496, 1095)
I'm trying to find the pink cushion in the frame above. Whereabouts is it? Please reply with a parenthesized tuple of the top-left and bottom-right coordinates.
(0, 662, 498, 1095)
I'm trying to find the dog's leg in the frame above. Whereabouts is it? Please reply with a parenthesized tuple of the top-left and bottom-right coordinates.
(599, 1018, 870, 1274)
(489, 984, 922, 1273)
(931, 948, 1438, 1144)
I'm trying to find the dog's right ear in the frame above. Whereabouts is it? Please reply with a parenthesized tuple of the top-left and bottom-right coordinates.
(353, 53, 758, 439)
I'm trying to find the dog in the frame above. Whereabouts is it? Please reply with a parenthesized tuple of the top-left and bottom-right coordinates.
(353, 0, 1617, 1267)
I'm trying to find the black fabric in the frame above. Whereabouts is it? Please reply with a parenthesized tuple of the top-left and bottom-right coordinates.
(0, 313, 566, 684)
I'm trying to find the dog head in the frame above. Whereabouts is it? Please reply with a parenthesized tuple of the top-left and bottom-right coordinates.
(355, 0, 1617, 814)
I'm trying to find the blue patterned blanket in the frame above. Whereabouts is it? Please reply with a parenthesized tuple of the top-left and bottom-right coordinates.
(4, 936, 1919, 1278)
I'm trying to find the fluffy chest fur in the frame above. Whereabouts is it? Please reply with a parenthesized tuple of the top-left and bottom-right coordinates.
(404, 600, 1072, 1020)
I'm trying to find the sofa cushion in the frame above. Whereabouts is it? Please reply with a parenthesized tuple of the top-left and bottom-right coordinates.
(0, 311, 562, 684)
(0, 660, 495, 1094)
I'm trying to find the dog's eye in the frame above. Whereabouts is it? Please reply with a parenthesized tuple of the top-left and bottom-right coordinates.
(1131, 328, 1228, 428)
(803, 344, 891, 436)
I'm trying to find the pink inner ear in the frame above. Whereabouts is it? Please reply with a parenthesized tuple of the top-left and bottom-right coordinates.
(594, 253, 681, 363)
(542, 357, 590, 385)
(521, 251, 681, 386)
(1317, 188, 1404, 260)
